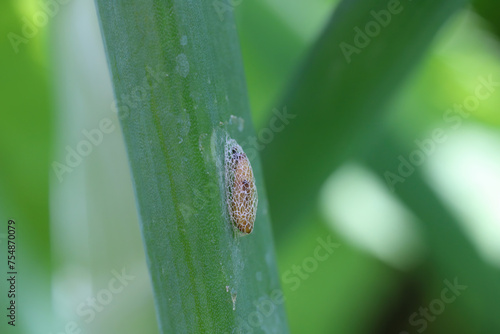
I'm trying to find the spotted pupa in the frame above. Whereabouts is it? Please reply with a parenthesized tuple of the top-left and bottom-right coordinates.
(225, 138, 258, 234)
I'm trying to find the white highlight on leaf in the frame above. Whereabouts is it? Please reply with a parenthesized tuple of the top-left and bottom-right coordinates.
(175, 53, 189, 77)
(180, 35, 187, 46)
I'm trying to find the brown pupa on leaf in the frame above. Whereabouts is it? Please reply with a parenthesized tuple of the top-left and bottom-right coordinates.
(225, 138, 258, 234)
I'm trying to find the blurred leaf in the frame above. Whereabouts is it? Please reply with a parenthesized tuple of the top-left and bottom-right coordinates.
(235, 0, 336, 124)
(95, 1, 288, 332)
(235, 0, 304, 123)
(361, 131, 500, 333)
(48, 1, 160, 332)
(473, 0, 500, 38)
(277, 212, 400, 334)
(261, 0, 469, 234)
(0, 1, 52, 333)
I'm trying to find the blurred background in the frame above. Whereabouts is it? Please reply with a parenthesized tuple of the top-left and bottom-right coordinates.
(1, 0, 500, 333)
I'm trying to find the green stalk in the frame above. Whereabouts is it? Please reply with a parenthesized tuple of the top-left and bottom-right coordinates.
(94, 1, 288, 332)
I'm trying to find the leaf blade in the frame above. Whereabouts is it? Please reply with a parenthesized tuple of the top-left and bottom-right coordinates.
(95, 1, 289, 332)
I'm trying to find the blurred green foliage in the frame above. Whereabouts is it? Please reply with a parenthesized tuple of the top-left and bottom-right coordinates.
(2, 0, 500, 333)
(0, 1, 52, 333)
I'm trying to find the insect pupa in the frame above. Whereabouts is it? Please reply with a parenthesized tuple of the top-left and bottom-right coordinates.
(225, 138, 258, 234)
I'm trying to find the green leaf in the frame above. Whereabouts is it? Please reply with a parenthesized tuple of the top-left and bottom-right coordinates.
(94, 1, 288, 333)
(261, 0, 469, 233)
(473, 0, 500, 38)
(235, 0, 335, 123)
(277, 212, 399, 334)
(361, 131, 500, 333)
